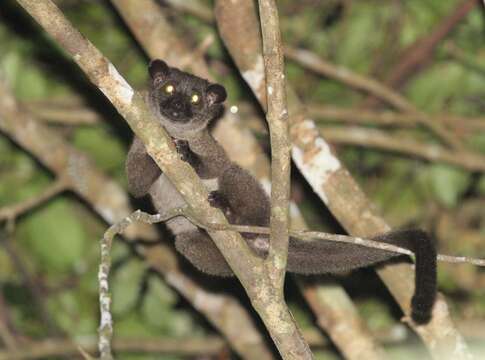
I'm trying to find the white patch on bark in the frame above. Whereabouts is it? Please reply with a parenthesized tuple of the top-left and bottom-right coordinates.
(202, 178, 219, 192)
(299, 119, 317, 144)
(99, 297, 112, 326)
(242, 55, 264, 91)
(292, 133, 341, 204)
(107, 63, 134, 105)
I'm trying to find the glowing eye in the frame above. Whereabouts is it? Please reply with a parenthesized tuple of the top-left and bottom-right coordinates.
(191, 93, 200, 104)
(164, 84, 174, 94)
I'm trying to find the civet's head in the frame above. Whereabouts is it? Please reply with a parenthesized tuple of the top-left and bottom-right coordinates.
(148, 59, 227, 139)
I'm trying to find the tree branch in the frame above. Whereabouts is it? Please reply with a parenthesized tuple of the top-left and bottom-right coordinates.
(308, 104, 485, 133)
(214, 0, 471, 357)
(320, 126, 485, 172)
(14, 1, 311, 358)
(112, 0, 385, 358)
(0, 51, 271, 360)
(258, 0, 292, 290)
(382, 0, 479, 91)
(285, 46, 463, 150)
(113, 0, 390, 356)
(0, 179, 68, 221)
(0, 336, 225, 360)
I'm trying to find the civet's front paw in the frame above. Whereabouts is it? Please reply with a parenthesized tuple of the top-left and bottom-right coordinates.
(208, 191, 231, 213)
(174, 139, 191, 162)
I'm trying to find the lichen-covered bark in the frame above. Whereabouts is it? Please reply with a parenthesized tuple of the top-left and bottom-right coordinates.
(214, 0, 470, 358)
(14, 1, 314, 358)
(258, 0, 291, 289)
(0, 76, 272, 360)
(113, 0, 392, 357)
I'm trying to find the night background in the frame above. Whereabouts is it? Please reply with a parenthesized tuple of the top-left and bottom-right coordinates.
(0, 0, 484, 359)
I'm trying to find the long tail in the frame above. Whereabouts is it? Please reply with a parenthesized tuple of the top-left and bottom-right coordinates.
(374, 229, 437, 323)
(287, 229, 437, 323)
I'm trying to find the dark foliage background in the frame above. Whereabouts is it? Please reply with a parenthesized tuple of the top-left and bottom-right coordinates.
(0, 0, 484, 359)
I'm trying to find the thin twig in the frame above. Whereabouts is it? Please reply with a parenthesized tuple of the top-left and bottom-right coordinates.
(308, 104, 485, 133)
(190, 219, 485, 268)
(319, 126, 485, 173)
(109, 1, 275, 358)
(443, 41, 485, 77)
(98, 241, 113, 359)
(285, 46, 463, 150)
(382, 0, 478, 91)
(15, 3, 309, 360)
(118, 0, 387, 358)
(0, 178, 68, 221)
(23, 101, 101, 125)
(107, 209, 485, 270)
(258, 1, 312, 358)
(214, 0, 470, 356)
(98, 208, 189, 359)
(0, 336, 225, 360)
(164, 0, 214, 23)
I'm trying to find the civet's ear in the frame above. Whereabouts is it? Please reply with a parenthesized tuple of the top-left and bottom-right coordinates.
(148, 59, 170, 81)
(206, 84, 227, 105)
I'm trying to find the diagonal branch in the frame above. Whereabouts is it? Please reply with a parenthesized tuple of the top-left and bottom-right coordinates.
(285, 46, 463, 150)
(214, 1, 471, 358)
(112, 0, 391, 357)
(14, 1, 311, 358)
(0, 64, 271, 360)
(383, 0, 479, 91)
(0, 178, 68, 221)
(15, 0, 261, 287)
(320, 126, 485, 172)
(308, 104, 485, 133)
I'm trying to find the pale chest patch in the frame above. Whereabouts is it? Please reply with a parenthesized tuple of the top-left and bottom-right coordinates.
(202, 177, 219, 192)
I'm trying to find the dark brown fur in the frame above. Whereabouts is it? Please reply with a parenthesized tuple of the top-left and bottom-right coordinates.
(126, 60, 437, 323)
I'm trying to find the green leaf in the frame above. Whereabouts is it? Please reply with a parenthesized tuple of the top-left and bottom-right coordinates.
(406, 62, 467, 112)
(0, 250, 14, 282)
(477, 176, 485, 196)
(426, 164, 470, 208)
(47, 290, 97, 336)
(111, 259, 147, 316)
(15, 63, 50, 99)
(72, 127, 125, 174)
(115, 312, 155, 337)
(335, 5, 385, 73)
(468, 132, 485, 153)
(17, 197, 87, 272)
(142, 277, 199, 336)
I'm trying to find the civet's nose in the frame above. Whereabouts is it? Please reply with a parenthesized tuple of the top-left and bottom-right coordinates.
(172, 100, 184, 110)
